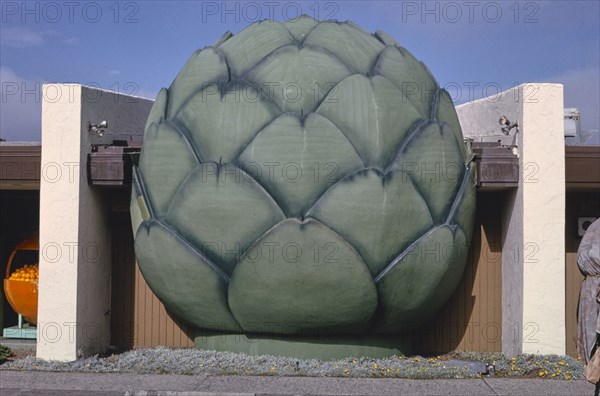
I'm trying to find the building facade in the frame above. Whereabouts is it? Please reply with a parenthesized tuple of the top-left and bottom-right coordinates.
(0, 83, 598, 361)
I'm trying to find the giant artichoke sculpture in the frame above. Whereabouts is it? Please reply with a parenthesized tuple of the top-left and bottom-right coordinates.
(131, 16, 475, 352)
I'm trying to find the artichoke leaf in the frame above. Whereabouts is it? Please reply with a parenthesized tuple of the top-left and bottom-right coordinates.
(165, 163, 285, 276)
(138, 121, 199, 218)
(174, 81, 281, 163)
(435, 89, 468, 159)
(316, 74, 422, 169)
(450, 164, 477, 241)
(393, 122, 465, 224)
(130, 167, 150, 236)
(167, 47, 230, 117)
(135, 220, 240, 331)
(237, 113, 364, 217)
(308, 168, 433, 276)
(304, 21, 385, 74)
(374, 226, 468, 332)
(228, 218, 377, 335)
(283, 15, 319, 42)
(145, 88, 167, 132)
(219, 20, 295, 77)
(245, 44, 352, 114)
(374, 30, 401, 47)
(373, 46, 438, 119)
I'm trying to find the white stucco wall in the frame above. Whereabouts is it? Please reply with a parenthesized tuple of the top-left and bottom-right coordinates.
(37, 84, 152, 361)
(457, 86, 522, 139)
(456, 83, 566, 355)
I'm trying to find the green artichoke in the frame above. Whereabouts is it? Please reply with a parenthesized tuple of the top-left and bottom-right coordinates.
(131, 16, 475, 340)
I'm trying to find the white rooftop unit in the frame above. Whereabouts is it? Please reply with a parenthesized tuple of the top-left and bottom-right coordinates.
(564, 108, 580, 138)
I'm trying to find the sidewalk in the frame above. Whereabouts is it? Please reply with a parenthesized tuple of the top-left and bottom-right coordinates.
(0, 370, 594, 395)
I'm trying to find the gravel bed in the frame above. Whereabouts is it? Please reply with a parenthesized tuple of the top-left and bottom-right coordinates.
(0, 347, 584, 380)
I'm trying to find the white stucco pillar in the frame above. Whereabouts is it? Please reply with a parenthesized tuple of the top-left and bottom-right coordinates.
(457, 83, 566, 355)
(38, 84, 84, 361)
(38, 84, 151, 361)
(519, 84, 565, 354)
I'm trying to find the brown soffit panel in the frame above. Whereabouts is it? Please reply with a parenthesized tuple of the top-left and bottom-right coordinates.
(473, 145, 519, 191)
(0, 145, 41, 190)
(566, 146, 600, 190)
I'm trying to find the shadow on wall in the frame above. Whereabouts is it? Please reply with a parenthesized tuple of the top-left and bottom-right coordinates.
(109, 201, 136, 350)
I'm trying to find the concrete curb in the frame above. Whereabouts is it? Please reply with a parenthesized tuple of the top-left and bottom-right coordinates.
(0, 370, 595, 395)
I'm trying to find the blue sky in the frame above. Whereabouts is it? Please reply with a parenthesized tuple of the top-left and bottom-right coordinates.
(1, 0, 598, 141)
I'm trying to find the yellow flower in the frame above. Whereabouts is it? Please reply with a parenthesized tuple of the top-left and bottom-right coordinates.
(373, 363, 378, 369)
(538, 372, 544, 377)
(270, 367, 276, 371)
(565, 375, 571, 379)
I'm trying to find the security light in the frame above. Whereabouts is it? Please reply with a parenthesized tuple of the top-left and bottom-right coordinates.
(499, 116, 518, 135)
(89, 121, 108, 137)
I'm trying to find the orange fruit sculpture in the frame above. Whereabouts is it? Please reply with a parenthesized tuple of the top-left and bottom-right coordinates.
(3, 233, 39, 325)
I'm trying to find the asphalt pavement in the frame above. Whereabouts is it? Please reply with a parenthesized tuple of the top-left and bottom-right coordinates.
(0, 370, 595, 395)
